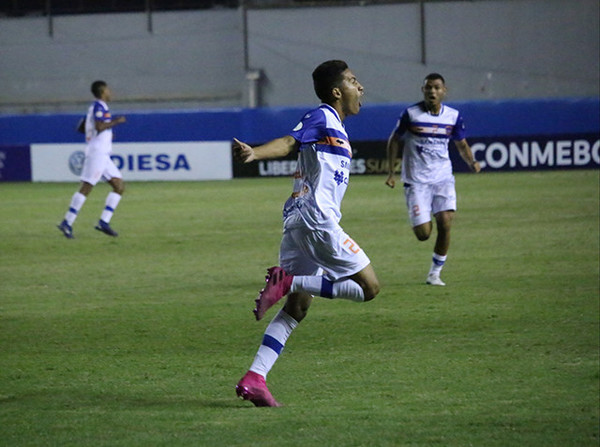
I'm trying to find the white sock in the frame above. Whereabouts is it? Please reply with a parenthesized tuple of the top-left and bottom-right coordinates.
(249, 310, 298, 378)
(429, 253, 447, 276)
(100, 192, 121, 223)
(291, 276, 365, 302)
(65, 192, 86, 226)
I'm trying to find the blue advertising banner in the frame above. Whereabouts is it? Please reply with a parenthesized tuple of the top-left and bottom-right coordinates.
(465, 133, 600, 171)
(0, 145, 31, 181)
(0, 97, 598, 180)
(233, 133, 600, 178)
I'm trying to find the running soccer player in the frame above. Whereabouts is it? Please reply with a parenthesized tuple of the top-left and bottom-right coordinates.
(233, 60, 380, 407)
(57, 80, 126, 238)
(385, 73, 480, 286)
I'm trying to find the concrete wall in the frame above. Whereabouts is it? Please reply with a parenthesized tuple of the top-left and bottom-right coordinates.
(0, 0, 598, 114)
(248, 0, 600, 107)
(0, 10, 245, 113)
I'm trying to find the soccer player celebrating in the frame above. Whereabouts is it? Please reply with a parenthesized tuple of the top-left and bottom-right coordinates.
(57, 80, 126, 238)
(233, 60, 380, 407)
(385, 73, 480, 286)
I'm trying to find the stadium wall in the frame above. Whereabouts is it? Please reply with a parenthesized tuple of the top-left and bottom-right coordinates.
(0, 98, 598, 182)
(0, 0, 598, 113)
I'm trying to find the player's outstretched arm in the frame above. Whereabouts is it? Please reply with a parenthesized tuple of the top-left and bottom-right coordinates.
(233, 136, 298, 163)
(455, 139, 481, 173)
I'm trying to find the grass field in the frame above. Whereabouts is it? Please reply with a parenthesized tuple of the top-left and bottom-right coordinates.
(1, 170, 598, 446)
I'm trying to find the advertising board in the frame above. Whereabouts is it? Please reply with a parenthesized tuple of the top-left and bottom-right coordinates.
(30, 142, 232, 182)
(0, 145, 31, 181)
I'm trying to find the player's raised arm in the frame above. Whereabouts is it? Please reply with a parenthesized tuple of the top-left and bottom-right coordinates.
(455, 139, 481, 173)
(232, 135, 298, 163)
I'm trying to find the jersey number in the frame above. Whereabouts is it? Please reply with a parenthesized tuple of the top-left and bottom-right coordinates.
(343, 238, 361, 254)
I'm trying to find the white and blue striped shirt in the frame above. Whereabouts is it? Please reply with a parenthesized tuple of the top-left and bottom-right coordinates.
(284, 104, 353, 230)
(394, 101, 466, 184)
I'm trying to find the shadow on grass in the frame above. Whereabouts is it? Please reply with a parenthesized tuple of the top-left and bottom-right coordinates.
(3, 389, 254, 411)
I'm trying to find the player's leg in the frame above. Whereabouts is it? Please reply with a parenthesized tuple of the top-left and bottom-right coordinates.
(413, 221, 432, 241)
(57, 153, 100, 238)
(100, 176, 123, 224)
(245, 290, 312, 381)
(289, 265, 379, 305)
(79, 181, 94, 196)
(237, 302, 303, 407)
(108, 176, 125, 195)
(427, 180, 457, 285)
(433, 210, 454, 256)
(257, 227, 379, 308)
(280, 225, 377, 304)
(404, 183, 433, 241)
(282, 291, 313, 322)
(237, 234, 318, 407)
(348, 263, 380, 301)
(426, 210, 454, 285)
(65, 181, 93, 224)
(95, 160, 123, 237)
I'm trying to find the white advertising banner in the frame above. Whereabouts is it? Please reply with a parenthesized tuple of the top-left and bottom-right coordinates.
(31, 142, 232, 182)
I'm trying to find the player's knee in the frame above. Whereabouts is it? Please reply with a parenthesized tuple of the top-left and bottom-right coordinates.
(79, 182, 93, 196)
(414, 228, 431, 241)
(415, 232, 430, 241)
(435, 212, 454, 231)
(114, 182, 125, 195)
(413, 223, 432, 241)
(363, 281, 380, 302)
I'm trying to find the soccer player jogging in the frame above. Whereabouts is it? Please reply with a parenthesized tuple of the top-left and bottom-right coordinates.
(57, 80, 126, 238)
(233, 60, 380, 407)
(385, 73, 481, 286)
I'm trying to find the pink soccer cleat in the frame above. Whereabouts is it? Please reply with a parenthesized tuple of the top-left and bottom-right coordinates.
(235, 371, 282, 407)
(253, 266, 294, 321)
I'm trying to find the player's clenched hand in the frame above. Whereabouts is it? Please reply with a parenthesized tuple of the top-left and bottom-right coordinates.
(385, 174, 396, 189)
(470, 161, 481, 173)
(232, 138, 256, 163)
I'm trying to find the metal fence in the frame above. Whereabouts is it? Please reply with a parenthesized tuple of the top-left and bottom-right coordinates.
(0, 0, 484, 17)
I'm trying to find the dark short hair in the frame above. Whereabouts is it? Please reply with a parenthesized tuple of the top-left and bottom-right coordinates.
(312, 60, 348, 103)
(91, 80, 107, 98)
(423, 73, 445, 85)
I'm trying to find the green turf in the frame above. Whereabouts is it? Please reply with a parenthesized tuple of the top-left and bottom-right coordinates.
(1, 170, 598, 446)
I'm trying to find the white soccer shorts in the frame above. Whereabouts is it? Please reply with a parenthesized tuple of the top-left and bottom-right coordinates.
(279, 215, 371, 281)
(403, 179, 457, 227)
(80, 151, 122, 186)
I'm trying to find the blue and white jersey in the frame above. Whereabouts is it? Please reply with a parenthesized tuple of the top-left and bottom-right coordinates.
(283, 104, 353, 230)
(394, 101, 466, 184)
(85, 99, 113, 155)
